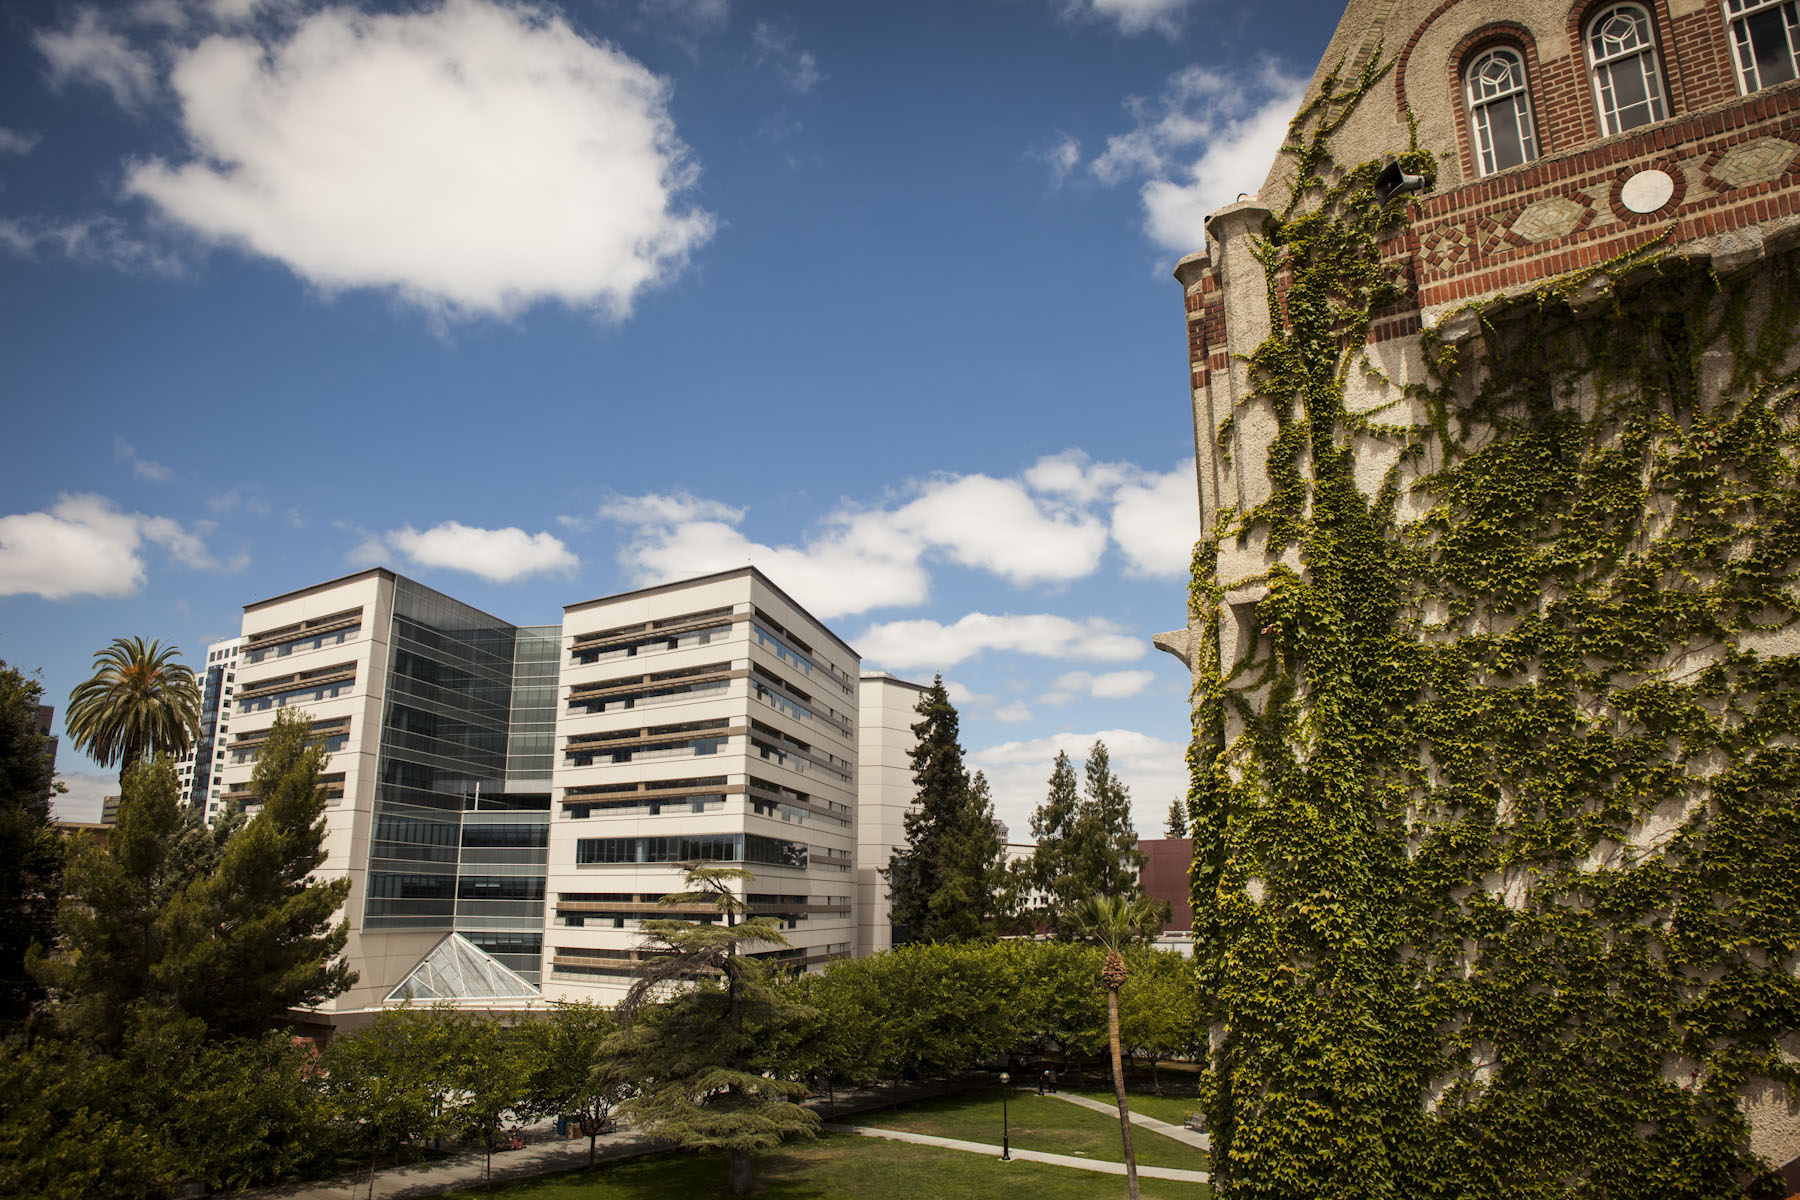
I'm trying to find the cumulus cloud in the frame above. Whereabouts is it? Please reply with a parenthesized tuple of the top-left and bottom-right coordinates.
(1089, 61, 1308, 253)
(993, 701, 1034, 724)
(971, 728, 1188, 843)
(362, 521, 579, 584)
(1042, 668, 1157, 705)
(35, 9, 160, 109)
(585, 452, 1197, 618)
(118, 0, 714, 321)
(0, 128, 40, 155)
(1056, 0, 1196, 37)
(856, 612, 1145, 671)
(751, 22, 823, 93)
(0, 493, 226, 600)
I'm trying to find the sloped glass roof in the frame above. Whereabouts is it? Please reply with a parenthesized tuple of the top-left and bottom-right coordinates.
(385, 933, 541, 1003)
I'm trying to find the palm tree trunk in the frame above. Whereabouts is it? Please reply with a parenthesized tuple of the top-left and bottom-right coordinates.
(1108, 987, 1140, 1200)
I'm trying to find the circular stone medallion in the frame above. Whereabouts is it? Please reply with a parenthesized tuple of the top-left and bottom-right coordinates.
(1620, 168, 1675, 214)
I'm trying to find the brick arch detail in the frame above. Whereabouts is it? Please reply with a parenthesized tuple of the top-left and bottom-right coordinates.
(1566, 0, 1689, 125)
(1449, 24, 1551, 180)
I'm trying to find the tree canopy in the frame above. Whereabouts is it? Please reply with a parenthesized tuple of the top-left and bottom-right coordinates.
(0, 663, 62, 1027)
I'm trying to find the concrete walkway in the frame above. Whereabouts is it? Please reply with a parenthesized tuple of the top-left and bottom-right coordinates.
(1046, 1090, 1213, 1152)
(824, 1122, 1210, 1183)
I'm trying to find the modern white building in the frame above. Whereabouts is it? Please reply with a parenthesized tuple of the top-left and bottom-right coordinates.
(216, 565, 878, 1027)
(174, 636, 241, 821)
(546, 569, 861, 1001)
(855, 671, 927, 955)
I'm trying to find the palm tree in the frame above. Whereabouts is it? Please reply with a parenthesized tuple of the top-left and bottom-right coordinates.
(66, 637, 201, 783)
(1068, 893, 1162, 1200)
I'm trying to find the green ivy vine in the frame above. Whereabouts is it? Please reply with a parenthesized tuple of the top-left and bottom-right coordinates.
(1184, 53, 1800, 1200)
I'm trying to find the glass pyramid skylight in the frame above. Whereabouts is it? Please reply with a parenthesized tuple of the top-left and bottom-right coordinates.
(386, 933, 541, 1003)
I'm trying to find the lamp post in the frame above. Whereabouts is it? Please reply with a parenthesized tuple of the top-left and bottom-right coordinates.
(998, 1071, 1012, 1161)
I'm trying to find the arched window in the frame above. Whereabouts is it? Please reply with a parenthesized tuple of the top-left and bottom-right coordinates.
(1465, 46, 1539, 175)
(1726, 0, 1800, 92)
(1585, 4, 1668, 135)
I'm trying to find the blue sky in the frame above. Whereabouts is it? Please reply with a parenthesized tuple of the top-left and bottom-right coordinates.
(1, 0, 1340, 832)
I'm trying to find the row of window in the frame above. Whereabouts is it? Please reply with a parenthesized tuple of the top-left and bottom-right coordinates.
(574, 833, 811, 868)
(1465, 1, 1799, 176)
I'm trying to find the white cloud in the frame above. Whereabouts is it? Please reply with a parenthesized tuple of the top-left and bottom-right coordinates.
(856, 612, 1145, 671)
(942, 679, 994, 708)
(1033, 133, 1082, 187)
(993, 701, 1034, 724)
(0, 128, 40, 155)
(1089, 61, 1308, 253)
(35, 9, 159, 109)
(971, 728, 1188, 844)
(0, 493, 225, 600)
(751, 22, 822, 94)
(368, 521, 579, 584)
(588, 454, 1195, 618)
(1056, 0, 1195, 37)
(115, 435, 173, 483)
(1042, 668, 1157, 706)
(122, 0, 715, 321)
(0, 214, 184, 273)
(1110, 457, 1197, 577)
(51, 770, 115, 823)
(649, 0, 730, 36)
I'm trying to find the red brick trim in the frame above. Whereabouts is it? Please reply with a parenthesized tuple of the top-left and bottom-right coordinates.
(1395, 0, 1479, 116)
(1566, 0, 1685, 133)
(1449, 24, 1551, 180)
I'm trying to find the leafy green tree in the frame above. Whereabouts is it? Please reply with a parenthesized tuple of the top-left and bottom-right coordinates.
(157, 710, 353, 1035)
(1074, 741, 1144, 899)
(1118, 948, 1203, 1094)
(519, 1000, 633, 1166)
(1069, 893, 1165, 1200)
(885, 677, 1003, 942)
(325, 1004, 467, 1194)
(32, 758, 191, 1043)
(446, 1015, 532, 1191)
(617, 866, 818, 1196)
(65, 637, 200, 784)
(0, 664, 63, 1027)
(1164, 797, 1188, 839)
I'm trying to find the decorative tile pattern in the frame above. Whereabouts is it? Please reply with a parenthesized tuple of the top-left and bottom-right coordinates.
(1710, 137, 1798, 191)
(1511, 196, 1587, 242)
(1418, 221, 1473, 268)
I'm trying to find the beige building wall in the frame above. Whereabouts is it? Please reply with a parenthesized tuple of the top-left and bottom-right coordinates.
(218, 569, 437, 1014)
(544, 568, 859, 1004)
(854, 672, 927, 955)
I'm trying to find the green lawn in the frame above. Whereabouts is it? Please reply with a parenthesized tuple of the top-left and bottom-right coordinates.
(842, 1087, 1208, 1170)
(438, 1134, 1209, 1199)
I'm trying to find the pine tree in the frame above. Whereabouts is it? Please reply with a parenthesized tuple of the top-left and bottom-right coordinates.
(1164, 797, 1187, 839)
(618, 867, 817, 1196)
(0, 663, 63, 1027)
(157, 709, 353, 1036)
(1024, 751, 1082, 924)
(33, 758, 190, 1043)
(1074, 740, 1143, 898)
(884, 677, 1001, 943)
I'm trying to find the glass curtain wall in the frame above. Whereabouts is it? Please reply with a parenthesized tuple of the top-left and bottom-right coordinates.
(363, 584, 558, 984)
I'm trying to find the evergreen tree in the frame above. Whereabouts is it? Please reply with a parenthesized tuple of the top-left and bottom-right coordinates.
(884, 676, 1001, 942)
(33, 757, 190, 1043)
(0, 664, 63, 1027)
(1023, 751, 1082, 924)
(1164, 796, 1188, 839)
(617, 867, 817, 1196)
(1071, 740, 1144, 899)
(156, 709, 353, 1036)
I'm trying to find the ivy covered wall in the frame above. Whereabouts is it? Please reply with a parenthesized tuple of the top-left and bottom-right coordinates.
(1184, 59, 1800, 1200)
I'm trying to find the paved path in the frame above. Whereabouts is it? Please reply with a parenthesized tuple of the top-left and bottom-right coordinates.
(824, 1122, 1210, 1183)
(1046, 1090, 1213, 1152)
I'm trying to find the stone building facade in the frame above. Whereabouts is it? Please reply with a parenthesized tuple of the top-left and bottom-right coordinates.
(1159, 0, 1799, 1193)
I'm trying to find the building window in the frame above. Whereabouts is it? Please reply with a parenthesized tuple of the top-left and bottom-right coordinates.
(1586, 4, 1669, 134)
(1465, 46, 1539, 175)
(1727, 0, 1800, 91)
